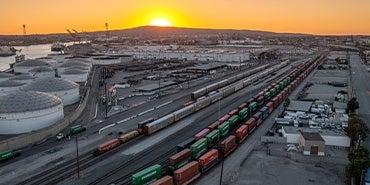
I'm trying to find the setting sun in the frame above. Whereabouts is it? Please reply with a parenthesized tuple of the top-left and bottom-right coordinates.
(149, 18, 173, 27)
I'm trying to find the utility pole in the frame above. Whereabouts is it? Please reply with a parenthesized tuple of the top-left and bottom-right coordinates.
(75, 135, 80, 179)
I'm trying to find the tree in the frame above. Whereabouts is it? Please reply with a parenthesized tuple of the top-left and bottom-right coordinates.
(344, 114, 369, 147)
(347, 146, 370, 185)
(347, 97, 360, 113)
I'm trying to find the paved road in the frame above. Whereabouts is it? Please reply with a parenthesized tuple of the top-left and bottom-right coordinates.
(349, 54, 370, 149)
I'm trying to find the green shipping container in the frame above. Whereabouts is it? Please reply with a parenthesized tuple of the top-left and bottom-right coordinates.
(228, 115, 239, 127)
(271, 87, 277, 96)
(249, 102, 257, 112)
(206, 129, 220, 145)
(238, 107, 249, 120)
(264, 91, 271, 100)
(0, 150, 14, 162)
(131, 164, 162, 185)
(286, 77, 291, 83)
(218, 122, 230, 137)
(190, 138, 208, 159)
(70, 125, 85, 135)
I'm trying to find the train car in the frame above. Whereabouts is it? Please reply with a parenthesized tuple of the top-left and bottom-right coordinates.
(150, 175, 173, 185)
(205, 129, 220, 147)
(209, 92, 223, 103)
(119, 130, 140, 143)
(205, 83, 219, 93)
(264, 91, 271, 101)
(177, 138, 196, 152)
(131, 164, 162, 185)
(199, 149, 219, 173)
(138, 117, 155, 130)
(191, 88, 207, 100)
(238, 102, 248, 110)
(0, 150, 20, 162)
(256, 96, 264, 107)
(221, 86, 234, 97)
(173, 161, 200, 185)
(245, 118, 257, 133)
(94, 138, 121, 155)
(233, 81, 244, 92)
(173, 105, 194, 122)
(253, 112, 263, 126)
(169, 149, 192, 171)
(235, 124, 249, 143)
(207, 121, 220, 131)
(238, 107, 249, 120)
(219, 114, 230, 124)
(218, 122, 230, 137)
(218, 79, 229, 88)
(260, 107, 269, 120)
(228, 109, 239, 117)
(248, 102, 257, 113)
(194, 129, 210, 140)
(266, 102, 274, 114)
(228, 115, 240, 129)
(144, 114, 175, 135)
(243, 78, 252, 87)
(190, 138, 208, 159)
(220, 135, 237, 157)
(194, 97, 211, 111)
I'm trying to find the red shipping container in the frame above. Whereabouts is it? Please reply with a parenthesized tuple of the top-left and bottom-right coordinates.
(207, 121, 220, 131)
(150, 176, 174, 185)
(170, 149, 191, 166)
(235, 124, 249, 143)
(238, 103, 248, 110)
(199, 149, 218, 166)
(228, 109, 239, 117)
(174, 161, 200, 185)
(266, 102, 274, 113)
(221, 135, 237, 157)
(246, 98, 254, 104)
(245, 118, 256, 132)
(272, 97, 279, 108)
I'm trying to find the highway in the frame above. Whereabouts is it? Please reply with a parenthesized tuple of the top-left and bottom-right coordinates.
(349, 54, 370, 149)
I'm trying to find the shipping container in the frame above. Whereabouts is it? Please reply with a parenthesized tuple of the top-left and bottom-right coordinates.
(177, 138, 196, 152)
(238, 102, 248, 110)
(119, 130, 140, 143)
(235, 124, 249, 143)
(245, 118, 257, 133)
(228, 115, 239, 128)
(94, 138, 121, 155)
(264, 91, 271, 101)
(219, 114, 230, 124)
(190, 138, 208, 159)
(194, 128, 210, 140)
(266, 102, 274, 113)
(259, 107, 269, 120)
(238, 107, 249, 120)
(70, 125, 86, 135)
(270, 87, 277, 96)
(220, 135, 237, 157)
(174, 161, 200, 185)
(218, 122, 230, 137)
(207, 121, 220, 131)
(205, 129, 220, 147)
(252, 112, 263, 126)
(150, 175, 173, 185)
(169, 149, 192, 171)
(199, 149, 219, 173)
(228, 109, 239, 117)
(257, 96, 264, 106)
(248, 102, 257, 113)
(131, 164, 162, 185)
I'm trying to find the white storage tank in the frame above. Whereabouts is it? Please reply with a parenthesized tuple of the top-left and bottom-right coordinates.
(13, 59, 51, 74)
(9, 74, 36, 84)
(92, 56, 121, 65)
(37, 57, 59, 69)
(60, 69, 88, 83)
(0, 91, 64, 134)
(28, 66, 55, 78)
(0, 80, 25, 96)
(0, 72, 13, 82)
(22, 78, 80, 106)
(57, 61, 91, 75)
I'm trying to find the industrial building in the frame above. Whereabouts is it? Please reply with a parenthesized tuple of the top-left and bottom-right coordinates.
(13, 59, 51, 74)
(299, 132, 325, 156)
(0, 91, 64, 134)
(286, 100, 313, 113)
(22, 78, 80, 106)
(0, 80, 25, 96)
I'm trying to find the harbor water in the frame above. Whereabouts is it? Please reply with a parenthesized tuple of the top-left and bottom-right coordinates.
(0, 44, 54, 71)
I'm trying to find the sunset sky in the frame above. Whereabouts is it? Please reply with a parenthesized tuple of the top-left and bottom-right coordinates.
(1, 0, 370, 35)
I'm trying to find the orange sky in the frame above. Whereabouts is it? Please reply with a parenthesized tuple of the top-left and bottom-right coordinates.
(1, 0, 370, 35)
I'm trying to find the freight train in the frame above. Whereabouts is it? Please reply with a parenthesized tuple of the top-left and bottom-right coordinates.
(131, 54, 325, 185)
(0, 150, 20, 162)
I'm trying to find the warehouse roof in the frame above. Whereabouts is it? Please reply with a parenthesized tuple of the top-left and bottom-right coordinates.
(0, 91, 62, 113)
(286, 100, 312, 112)
(301, 132, 325, 142)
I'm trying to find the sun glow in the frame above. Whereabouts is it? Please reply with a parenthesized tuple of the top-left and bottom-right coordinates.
(149, 18, 173, 27)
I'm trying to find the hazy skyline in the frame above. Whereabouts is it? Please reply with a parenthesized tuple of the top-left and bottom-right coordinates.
(1, 0, 370, 35)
